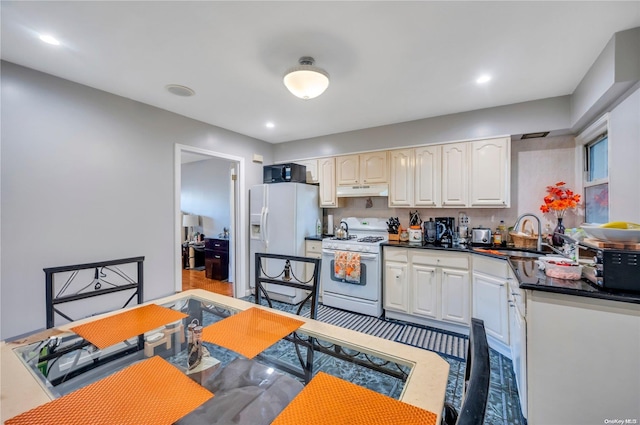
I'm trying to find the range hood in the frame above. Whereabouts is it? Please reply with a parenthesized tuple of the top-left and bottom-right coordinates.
(336, 183, 389, 198)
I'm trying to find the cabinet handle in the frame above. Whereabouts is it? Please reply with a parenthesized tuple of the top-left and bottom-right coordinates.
(215, 255, 221, 259)
(511, 292, 520, 297)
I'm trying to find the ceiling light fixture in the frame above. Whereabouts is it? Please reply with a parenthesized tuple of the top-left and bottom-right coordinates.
(476, 75, 492, 84)
(266, 122, 275, 128)
(283, 56, 330, 100)
(165, 84, 195, 97)
(39, 34, 60, 45)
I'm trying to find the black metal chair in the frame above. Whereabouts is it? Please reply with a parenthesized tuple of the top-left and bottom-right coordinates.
(254, 252, 321, 319)
(442, 318, 491, 425)
(253, 252, 321, 383)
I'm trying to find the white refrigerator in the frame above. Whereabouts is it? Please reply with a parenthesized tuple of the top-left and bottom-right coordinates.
(249, 183, 320, 303)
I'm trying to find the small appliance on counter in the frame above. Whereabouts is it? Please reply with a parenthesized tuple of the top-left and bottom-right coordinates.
(580, 242, 640, 293)
(435, 217, 455, 247)
(423, 218, 436, 243)
(471, 227, 493, 247)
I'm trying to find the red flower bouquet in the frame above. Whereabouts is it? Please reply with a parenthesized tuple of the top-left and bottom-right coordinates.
(539, 182, 581, 218)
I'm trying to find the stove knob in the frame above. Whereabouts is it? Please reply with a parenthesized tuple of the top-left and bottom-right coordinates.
(363, 246, 371, 253)
(345, 245, 352, 251)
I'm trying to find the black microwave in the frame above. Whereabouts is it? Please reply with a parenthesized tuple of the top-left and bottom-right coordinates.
(263, 164, 307, 183)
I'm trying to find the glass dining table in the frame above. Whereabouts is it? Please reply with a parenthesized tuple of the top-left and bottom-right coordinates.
(1, 289, 449, 424)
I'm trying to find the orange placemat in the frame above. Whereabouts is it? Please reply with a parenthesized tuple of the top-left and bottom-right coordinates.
(70, 304, 188, 349)
(201, 307, 304, 359)
(6, 356, 213, 425)
(272, 372, 437, 425)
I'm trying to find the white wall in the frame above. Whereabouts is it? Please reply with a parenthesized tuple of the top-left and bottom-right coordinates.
(0, 61, 272, 339)
(181, 158, 232, 238)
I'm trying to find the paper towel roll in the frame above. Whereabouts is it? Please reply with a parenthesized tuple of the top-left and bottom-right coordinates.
(327, 215, 334, 235)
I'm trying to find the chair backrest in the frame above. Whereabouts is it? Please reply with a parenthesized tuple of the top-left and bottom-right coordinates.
(254, 252, 321, 319)
(456, 318, 491, 425)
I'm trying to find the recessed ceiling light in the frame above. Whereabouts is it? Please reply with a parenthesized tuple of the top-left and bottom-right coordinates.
(266, 122, 275, 129)
(165, 84, 195, 97)
(476, 75, 492, 84)
(39, 34, 60, 46)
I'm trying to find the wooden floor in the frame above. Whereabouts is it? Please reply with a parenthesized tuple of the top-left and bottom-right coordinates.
(181, 269, 234, 296)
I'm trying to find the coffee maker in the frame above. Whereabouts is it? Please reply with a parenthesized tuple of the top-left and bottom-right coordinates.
(435, 217, 455, 247)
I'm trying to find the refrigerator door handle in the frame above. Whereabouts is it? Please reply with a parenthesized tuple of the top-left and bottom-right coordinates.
(260, 207, 266, 243)
(263, 207, 269, 248)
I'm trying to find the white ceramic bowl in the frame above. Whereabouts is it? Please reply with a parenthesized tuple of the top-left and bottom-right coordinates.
(581, 223, 640, 243)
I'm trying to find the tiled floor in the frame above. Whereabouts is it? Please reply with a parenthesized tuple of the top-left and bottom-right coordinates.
(199, 300, 527, 424)
(444, 350, 526, 425)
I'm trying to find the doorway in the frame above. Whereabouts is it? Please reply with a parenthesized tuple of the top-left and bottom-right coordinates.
(174, 144, 246, 297)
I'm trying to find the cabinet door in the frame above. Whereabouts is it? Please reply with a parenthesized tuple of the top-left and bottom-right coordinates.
(295, 159, 318, 183)
(440, 268, 470, 325)
(469, 137, 510, 207)
(411, 264, 438, 319)
(318, 157, 337, 207)
(414, 145, 441, 207)
(360, 152, 388, 184)
(305, 241, 323, 297)
(336, 155, 360, 185)
(383, 261, 408, 313)
(389, 149, 414, 207)
(441, 143, 469, 207)
(472, 272, 509, 344)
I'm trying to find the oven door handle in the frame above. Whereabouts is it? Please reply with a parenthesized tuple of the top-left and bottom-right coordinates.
(322, 250, 378, 260)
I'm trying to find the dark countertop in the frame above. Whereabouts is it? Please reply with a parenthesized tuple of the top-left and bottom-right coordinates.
(382, 241, 640, 304)
(305, 235, 330, 241)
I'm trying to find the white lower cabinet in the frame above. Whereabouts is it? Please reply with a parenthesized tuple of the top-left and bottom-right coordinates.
(305, 240, 323, 299)
(411, 264, 437, 318)
(383, 248, 409, 313)
(384, 247, 470, 329)
(472, 255, 510, 346)
(440, 268, 471, 325)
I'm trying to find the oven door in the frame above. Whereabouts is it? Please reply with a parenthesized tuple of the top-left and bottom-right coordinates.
(321, 249, 380, 301)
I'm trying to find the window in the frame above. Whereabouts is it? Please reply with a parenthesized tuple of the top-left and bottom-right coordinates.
(584, 135, 608, 223)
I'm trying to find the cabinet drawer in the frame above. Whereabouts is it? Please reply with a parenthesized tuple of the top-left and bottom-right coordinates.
(205, 238, 229, 252)
(384, 247, 408, 262)
(305, 240, 322, 254)
(411, 251, 469, 269)
(473, 255, 509, 278)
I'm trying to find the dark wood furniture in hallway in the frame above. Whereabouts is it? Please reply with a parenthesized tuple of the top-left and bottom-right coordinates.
(182, 269, 233, 296)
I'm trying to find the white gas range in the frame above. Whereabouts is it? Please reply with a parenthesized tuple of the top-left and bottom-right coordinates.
(321, 217, 388, 317)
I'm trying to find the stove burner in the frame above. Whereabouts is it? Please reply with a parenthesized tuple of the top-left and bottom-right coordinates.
(330, 235, 357, 241)
(357, 236, 385, 243)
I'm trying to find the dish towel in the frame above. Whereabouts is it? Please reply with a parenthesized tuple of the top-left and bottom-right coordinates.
(334, 251, 361, 284)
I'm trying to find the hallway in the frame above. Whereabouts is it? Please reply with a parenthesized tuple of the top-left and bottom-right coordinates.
(181, 269, 233, 296)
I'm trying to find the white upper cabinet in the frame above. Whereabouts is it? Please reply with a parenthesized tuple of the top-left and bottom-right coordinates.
(414, 145, 441, 207)
(469, 137, 510, 207)
(337, 152, 388, 185)
(441, 143, 469, 207)
(389, 149, 414, 207)
(318, 157, 338, 208)
(336, 155, 359, 185)
(294, 159, 318, 183)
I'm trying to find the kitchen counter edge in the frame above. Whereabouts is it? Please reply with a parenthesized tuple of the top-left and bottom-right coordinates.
(382, 242, 640, 304)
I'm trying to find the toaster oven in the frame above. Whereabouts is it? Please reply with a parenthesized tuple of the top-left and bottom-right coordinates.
(579, 243, 640, 293)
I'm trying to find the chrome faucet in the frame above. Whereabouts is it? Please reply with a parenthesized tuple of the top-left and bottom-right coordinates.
(513, 213, 571, 256)
(513, 213, 543, 252)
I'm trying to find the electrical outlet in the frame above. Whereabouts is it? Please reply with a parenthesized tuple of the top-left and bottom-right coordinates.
(458, 212, 469, 226)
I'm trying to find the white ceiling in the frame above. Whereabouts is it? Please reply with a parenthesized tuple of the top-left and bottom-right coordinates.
(2, 2, 639, 144)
